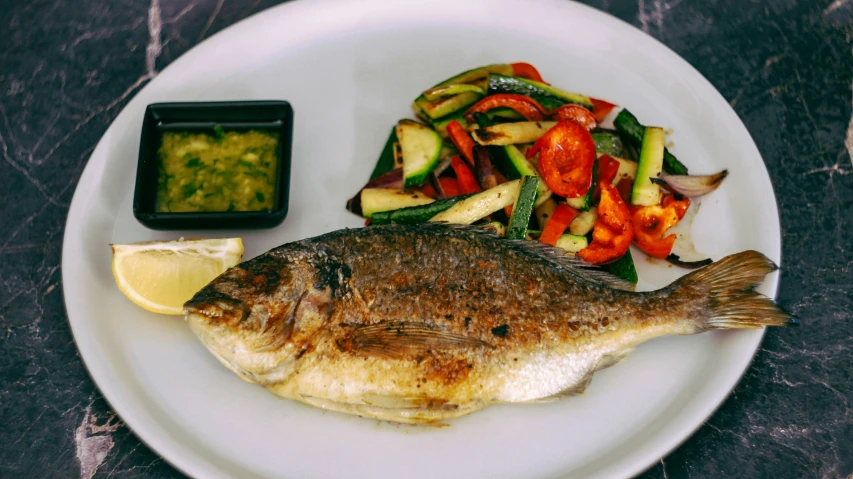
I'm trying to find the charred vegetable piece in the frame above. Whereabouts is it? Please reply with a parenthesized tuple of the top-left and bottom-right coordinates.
(370, 127, 398, 180)
(481, 221, 507, 236)
(577, 182, 634, 264)
(361, 188, 434, 218)
(423, 84, 487, 101)
(539, 203, 580, 246)
(346, 168, 404, 216)
(650, 170, 728, 198)
(590, 130, 626, 157)
(430, 114, 467, 139)
(632, 194, 690, 259)
(430, 179, 522, 224)
(397, 120, 443, 188)
(451, 157, 482, 194)
(413, 92, 482, 120)
(568, 207, 597, 236)
(590, 98, 617, 122)
(631, 127, 666, 206)
(421, 177, 462, 199)
(431, 64, 514, 88)
(593, 155, 621, 202)
(474, 146, 498, 191)
(371, 194, 475, 225)
(489, 143, 552, 207)
(601, 249, 639, 284)
(554, 234, 589, 254)
(510, 62, 546, 82)
(613, 109, 688, 175)
(464, 94, 548, 123)
(487, 73, 594, 111)
(566, 158, 597, 211)
(506, 176, 540, 240)
(529, 121, 596, 199)
(446, 120, 476, 166)
(551, 104, 597, 130)
(473, 121, 557, 146)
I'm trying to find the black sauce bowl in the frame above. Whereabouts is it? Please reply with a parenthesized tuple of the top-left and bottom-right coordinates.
(133, 101, 293, 230)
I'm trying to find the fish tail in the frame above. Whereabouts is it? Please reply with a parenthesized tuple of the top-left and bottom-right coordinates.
(672, 250, 795, 329)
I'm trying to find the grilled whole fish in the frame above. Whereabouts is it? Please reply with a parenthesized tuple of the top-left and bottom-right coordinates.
(184, 223, 792, 424)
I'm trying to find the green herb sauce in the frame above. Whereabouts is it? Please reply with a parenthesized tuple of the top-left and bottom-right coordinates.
(155, 130, 279, 212)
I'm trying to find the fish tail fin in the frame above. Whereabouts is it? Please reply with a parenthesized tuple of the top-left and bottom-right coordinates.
(671, 250, 795, 329)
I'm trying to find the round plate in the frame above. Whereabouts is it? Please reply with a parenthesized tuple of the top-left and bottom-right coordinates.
(62, 1, 780, 478)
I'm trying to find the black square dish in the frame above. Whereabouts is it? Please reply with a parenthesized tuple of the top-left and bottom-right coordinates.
(133, 101, 293, 230)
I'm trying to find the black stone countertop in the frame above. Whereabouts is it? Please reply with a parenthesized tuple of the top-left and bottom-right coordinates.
(1, 0, 851, 478)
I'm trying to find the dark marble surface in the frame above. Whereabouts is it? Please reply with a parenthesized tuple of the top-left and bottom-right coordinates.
(1, 0, 851, 477)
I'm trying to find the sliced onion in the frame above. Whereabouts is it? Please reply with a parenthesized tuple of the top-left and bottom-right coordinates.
(666, 254, 712, 269)
(474, 145, 498, 190)
(346, 168, 404, 215)
(650, 170, 728, 198)
(434, 155, 454, 177)
(428, 172, 447, 199)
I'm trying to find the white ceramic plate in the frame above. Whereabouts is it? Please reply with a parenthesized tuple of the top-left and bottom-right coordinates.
(62, 0, 781, 477)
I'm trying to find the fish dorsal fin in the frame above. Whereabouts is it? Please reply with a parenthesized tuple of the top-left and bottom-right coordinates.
(444, 224, 634, 291)
(337, 322, 492, 360)
(506, 239, 636, 291)
(372, 223, 635, 292)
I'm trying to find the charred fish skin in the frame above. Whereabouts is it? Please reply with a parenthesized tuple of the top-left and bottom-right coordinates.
(184, 223, 793, 424)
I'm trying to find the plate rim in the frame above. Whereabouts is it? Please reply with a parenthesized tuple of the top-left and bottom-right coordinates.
(61, 0, 782, 478)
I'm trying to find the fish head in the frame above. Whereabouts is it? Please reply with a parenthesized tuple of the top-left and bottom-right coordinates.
(183, 248, 339, 385)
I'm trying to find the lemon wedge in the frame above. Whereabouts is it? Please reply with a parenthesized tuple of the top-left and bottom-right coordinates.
(111, 238, 244, 315)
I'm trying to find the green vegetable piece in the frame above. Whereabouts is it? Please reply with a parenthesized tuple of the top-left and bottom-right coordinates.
(506, 176, 539, 240)
(565, 159, 597, 212)
(613, 109, 688, 175)
(370, 127, 398, 181)
(471, 112, 495, 128)
(602, 249, 639, 284)
(370, 194, 474, 225)
(590, 130, 625, 157)
(487, 73, 593, 111)
(423, 84, 486, 102)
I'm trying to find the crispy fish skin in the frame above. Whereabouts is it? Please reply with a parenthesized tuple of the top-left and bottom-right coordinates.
(185, 223, 792, 424)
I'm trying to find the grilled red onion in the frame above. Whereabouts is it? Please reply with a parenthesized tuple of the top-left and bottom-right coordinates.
(428, 172, 447, 199)
(650, 170, 728, 198)
(474, 145, 498, 190)
(666, 254, 712, 269)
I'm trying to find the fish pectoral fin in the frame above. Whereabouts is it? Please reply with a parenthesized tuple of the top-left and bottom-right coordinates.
(595, 348, 634, 372)
(337, 321, 491, 359)
(524, 350, 636, 404)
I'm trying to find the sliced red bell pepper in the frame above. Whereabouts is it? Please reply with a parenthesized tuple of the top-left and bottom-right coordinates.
(510, 62, 546, 83)
(421, 177, 462, 198)
(578, 183, 633, 265)
(446, 120, 476, 167)
(592, 154, 621, 203)
(528, 120, 596, 198)
(662, 194, 690, 219)
(451, 157, 481, 195)
(590, 98, 617, 123)
(631, 194, 690, 259)
(464, 94, 547, 123)
(550, 104, 597, 131)
(539, 203, 580, 246)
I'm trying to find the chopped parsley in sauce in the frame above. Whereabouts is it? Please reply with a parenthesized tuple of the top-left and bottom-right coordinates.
(155, 129, 278, 212)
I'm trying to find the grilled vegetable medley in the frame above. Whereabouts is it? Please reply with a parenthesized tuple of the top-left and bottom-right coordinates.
(346, 63, 728, 283)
